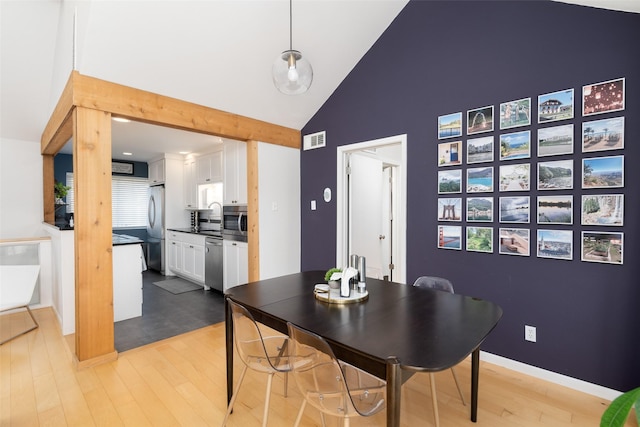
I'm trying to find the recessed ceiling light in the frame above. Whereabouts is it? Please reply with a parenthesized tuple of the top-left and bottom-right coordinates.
(122, 152, 133, 156)
(179, 151, 190, 155)
(112, 117, 130, 123)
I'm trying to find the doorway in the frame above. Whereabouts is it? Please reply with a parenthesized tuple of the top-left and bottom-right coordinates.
(336, 134, 406, 284)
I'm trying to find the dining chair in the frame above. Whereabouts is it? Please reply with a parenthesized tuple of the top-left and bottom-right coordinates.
(0, 265, 41, 345)
(287, 321, 386, 427)
(412, 276, 466, 427)
(223, 299, 292, 427)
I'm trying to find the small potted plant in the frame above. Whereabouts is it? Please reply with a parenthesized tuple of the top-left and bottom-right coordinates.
(324, 268, 342, 289)
(54, 181, 71, 204)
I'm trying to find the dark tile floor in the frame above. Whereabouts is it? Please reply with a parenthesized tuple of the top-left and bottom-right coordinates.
(114, 270, 225, 352)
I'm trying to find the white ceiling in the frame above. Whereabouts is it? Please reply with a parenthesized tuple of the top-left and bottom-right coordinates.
(1, 0, 638, 163)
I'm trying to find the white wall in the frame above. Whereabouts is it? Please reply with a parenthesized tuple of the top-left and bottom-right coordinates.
(0, 138, 45, 239)
(258, 143, 301, 279)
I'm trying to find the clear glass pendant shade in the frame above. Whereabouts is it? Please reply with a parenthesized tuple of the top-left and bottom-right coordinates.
(272, 49, 313, 95)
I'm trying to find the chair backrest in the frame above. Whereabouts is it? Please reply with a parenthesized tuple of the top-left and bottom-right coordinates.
(228, 299, 291, 372)
(0, 265, 40, 311)
(412, 276, 454, 293)
(287, 321, 386, 418)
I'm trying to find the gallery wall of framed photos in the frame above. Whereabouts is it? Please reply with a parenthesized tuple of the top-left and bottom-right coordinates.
(436, 77, 625, 265)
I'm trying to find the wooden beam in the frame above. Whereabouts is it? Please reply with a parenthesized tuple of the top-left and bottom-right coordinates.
(72, 107, 116, 362)
(72, 72, 300, 149)
(246, 140, 259, 282)
(43, 154, 55, 224)
(41, 72, 75, 155)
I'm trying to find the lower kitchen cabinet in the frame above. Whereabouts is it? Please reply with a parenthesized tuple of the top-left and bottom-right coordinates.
(223, 239, 248, 292)
(167, 231, 206, 285)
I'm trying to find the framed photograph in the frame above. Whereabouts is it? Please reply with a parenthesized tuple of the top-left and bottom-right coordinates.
(537, 229, 573, 261)
(438, 141, 462, 167)
(581, 194, 624, 226)
(467, 167, 494, 193)
(538, 124, 574, 157)
(438, 169, 462, 194)
(438, 198, 462, 221)
(582, 77, 625, 117)
(467, 136, 494, 164)
(538, 88, 574, 123)
(499, 163, 530, 192)
(467, 106, 494, 135)
(582, 117, 624, 153)
(537, 195, 573, 225)
(500, 130, 531, 161)
(499, 196, 530, 223)
(499, 228, 530, 256)
(537, 159, 573, 191)
(466, 226, 493, 253)
(581, 231, 623, 265)
(499, 97, 531, 129)
(467, 197, 493, 222)
(438, 112, 463, 139)
(582, 155, 624, 189)
(112, 161, 134, 174)
(438, 225, 462, 250)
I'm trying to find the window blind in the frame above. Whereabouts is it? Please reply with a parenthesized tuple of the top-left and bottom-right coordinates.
(66, 173, 149, 228)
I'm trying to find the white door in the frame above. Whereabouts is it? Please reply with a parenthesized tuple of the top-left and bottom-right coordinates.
(348, 153, 388, 280)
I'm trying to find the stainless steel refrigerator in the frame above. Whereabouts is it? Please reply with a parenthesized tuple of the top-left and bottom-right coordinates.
(147, 185, 165, 274)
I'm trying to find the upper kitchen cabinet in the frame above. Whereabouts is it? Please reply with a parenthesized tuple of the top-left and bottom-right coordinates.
(196, 150, 223, 184)
(183, 157, 197, 209)
(148, 158, 165, 185)
(223, 140, 247, 205)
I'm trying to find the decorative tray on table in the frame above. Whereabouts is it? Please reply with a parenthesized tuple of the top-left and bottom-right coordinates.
(313, 284, 368, 304)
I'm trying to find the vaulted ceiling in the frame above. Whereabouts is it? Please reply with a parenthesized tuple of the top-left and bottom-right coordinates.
(1, 0, 637, 162)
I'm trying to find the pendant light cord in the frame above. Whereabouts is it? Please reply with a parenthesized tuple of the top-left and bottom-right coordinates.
(289, 0, 293, 51)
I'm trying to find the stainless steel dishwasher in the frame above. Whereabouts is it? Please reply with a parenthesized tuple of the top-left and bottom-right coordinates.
(205, 236, 223, 292)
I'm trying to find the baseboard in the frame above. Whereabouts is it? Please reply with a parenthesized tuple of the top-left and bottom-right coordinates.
(480, 351, 621, 401)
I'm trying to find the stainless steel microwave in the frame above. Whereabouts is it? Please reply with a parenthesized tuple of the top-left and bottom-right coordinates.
(222, 205, 248, 241)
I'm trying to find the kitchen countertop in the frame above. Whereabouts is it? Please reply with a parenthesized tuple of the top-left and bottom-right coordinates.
(167, 228, 223, 238)
(112, 234, 145, 246)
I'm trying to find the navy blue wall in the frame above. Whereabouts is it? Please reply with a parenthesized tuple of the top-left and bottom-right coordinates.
(301, 0, 639, 391)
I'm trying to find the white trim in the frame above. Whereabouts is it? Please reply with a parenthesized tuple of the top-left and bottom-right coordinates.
(480, 351, 623, 401)
(336, 134, 407, 283)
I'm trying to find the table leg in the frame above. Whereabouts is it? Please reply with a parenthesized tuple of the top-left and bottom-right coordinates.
(471, 347, 479, 422)
(386, 357, 402, 427)
(225, 298, 234, 404)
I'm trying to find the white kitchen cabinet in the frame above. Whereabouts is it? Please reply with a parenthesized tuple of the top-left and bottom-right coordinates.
(223, 140, 247, 205)
(223, 239, 248, 292)
(197, 150, 223, 184)
(113, 243, 144, 322)
(182, 242, 205, 282)
(167, 231, 205, 285)
(183, 158, 197, 209)
(148, 158, 165, 185)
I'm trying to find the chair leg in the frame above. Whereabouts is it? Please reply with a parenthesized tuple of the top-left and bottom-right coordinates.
(294, 399, 307, 427)
(262, 372, 274, 427)
(450, 367, 466, 406)
(0, 305, 39, 345)
(429, 373, 440, 427)
(222, 365, 248, 426)
(283, 371, 288, 397)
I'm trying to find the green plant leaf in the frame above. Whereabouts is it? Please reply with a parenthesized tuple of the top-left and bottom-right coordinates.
(601, 387, 640, 427)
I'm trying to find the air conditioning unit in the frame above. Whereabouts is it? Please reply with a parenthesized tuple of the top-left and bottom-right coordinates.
(303, 131, 326, 151)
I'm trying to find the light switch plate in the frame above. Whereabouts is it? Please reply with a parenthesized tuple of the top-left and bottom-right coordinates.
(311, 200, 316, 210)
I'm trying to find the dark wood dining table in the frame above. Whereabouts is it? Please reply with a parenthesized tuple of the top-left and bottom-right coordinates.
(225, 271, 503, 426)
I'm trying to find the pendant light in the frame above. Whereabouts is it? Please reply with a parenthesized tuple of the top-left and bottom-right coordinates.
(272, 0, 313, 95)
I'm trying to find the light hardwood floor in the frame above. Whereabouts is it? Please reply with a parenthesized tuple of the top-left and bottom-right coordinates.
(1, 308, 634, 426)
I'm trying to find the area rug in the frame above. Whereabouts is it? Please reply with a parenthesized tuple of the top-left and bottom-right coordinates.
(152, 278, 202, 294)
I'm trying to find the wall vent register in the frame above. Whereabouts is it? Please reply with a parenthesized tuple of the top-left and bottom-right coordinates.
(303, 131, 326, 151)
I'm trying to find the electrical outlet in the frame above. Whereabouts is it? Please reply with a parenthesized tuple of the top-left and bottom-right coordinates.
(525, 325, 536, 342)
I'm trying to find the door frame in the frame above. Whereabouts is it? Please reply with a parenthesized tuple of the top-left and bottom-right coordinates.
(336, 134, 407, 284)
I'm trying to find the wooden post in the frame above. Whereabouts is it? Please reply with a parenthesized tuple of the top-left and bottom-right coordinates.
(247, 140, 260, 282)
(72, 107, 117, 365)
